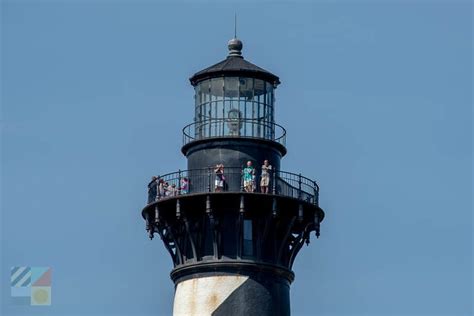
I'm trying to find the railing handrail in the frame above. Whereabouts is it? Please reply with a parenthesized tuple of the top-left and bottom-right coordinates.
(156, 167, 316, 183)
(149, 166, 319, 205)
(182, 118, 287, 146)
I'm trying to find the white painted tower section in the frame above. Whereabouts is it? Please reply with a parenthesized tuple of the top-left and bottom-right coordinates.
(173, 275, 249, 316)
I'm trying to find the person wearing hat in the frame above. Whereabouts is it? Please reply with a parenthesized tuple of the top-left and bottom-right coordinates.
(147, 176, 158, 203)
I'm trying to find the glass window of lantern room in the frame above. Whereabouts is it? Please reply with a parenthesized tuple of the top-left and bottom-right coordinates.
(239, 77, 253, 115)
(194, 84, 199, 122)
(197, 80, 211, 137)
(224, 77, 239, 136)
(268, 83, 274, 122)
(251, 79, 265, 137)
(224, 77, 239, 105)
(239, 77, 253, 137)
(210, 78, 224, 136)
(265, 82, 274, 139)
(198, 80, 211, 119)
(262, 82, 267, 139)
(194, 84, 202, 139)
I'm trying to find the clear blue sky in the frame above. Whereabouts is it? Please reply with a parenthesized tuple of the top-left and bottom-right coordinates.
(1, 1, 472, 315)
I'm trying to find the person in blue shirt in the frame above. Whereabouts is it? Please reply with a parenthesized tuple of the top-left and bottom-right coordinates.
(243, 161, 256, 192)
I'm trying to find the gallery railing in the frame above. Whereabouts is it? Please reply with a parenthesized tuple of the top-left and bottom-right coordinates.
(147, 167, 319, 206)
(182, 119, 286, 147)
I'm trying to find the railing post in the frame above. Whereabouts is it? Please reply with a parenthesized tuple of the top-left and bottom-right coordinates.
(208, 168, 212, 193)
(272, 169, 276, 195)
(178, 169, 182, 196)
(240, 168, 244, 192)
(298, 173, 302, 200)
(313, 181, 318, 206)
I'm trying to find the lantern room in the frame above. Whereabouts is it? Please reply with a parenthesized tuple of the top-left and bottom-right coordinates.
(185, 38, 283, 145)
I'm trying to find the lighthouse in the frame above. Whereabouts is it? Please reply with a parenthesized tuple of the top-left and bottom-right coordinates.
(141, 37, 325, 316)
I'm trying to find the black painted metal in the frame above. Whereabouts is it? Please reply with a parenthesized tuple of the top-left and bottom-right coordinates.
(172, 262, 292, 316)
(189, 55, 280, 86)
(183, 138, 286, 173)
(182, 118, 286, 147)
(148, 167, 319, 205)
(212, 276, 290, 316)
(142, 193, 323, 269)
(141, 38, 326, 315)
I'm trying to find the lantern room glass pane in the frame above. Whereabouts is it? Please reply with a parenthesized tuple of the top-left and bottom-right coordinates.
(253, 79, 265, 97)
(201, 80, 211, 104)
(210, 78, 224, 98)
(239, 78, 253, 100)
(192, 77, 277, 142)
(224, 77, 239, 99)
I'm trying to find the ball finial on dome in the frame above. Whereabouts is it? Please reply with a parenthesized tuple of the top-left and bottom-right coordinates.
(228, 38, 243, 57)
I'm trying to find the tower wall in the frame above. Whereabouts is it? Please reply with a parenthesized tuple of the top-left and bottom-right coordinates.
(184, 138, 284, 171)
(172, 270, 291, 316)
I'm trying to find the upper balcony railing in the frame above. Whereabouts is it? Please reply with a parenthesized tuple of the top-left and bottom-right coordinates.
(182, 119, 286, 147)
(147, 167, 319, 206)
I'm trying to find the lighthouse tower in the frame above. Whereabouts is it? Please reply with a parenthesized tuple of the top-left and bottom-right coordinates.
(141, 38, 325, 316)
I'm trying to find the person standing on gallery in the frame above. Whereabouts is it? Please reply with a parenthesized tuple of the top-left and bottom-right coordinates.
(180, 177, 189, 195)
(243, 161, 256, 192)
(147, 176, 158, 203)
(214, 164, 225, 192)
(260, 160, 272, 194)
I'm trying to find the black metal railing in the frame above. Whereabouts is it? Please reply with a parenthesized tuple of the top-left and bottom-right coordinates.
(182, 119, 286, 146)
(147, 167, 319, 205)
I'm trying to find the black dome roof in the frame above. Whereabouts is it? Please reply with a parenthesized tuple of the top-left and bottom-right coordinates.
(189, 39, 280, 86)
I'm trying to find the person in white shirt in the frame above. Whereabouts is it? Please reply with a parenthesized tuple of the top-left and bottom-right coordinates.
(214, 164, 225, 192)
(260, 160, 272, 194)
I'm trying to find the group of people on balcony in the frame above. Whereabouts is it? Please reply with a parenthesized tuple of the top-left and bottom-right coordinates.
(147, 176, 189, 203)
(147, 160, 273, 204)
(213, 160, 272, 193)
(239, 160, 272, 194)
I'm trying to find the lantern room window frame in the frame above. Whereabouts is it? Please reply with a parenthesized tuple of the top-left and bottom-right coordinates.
(194, 77, 275, 140)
